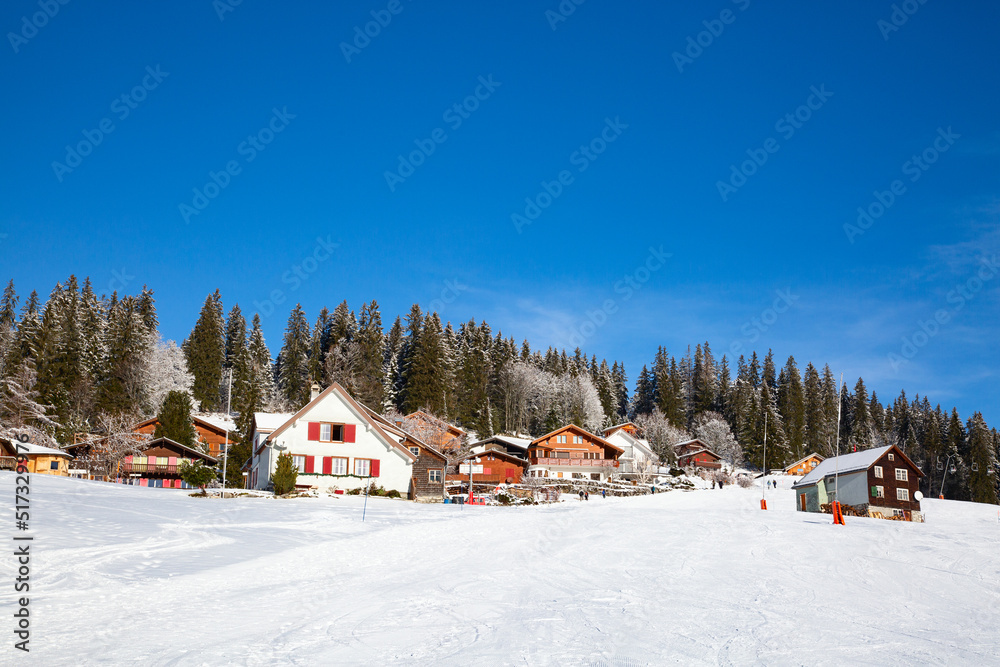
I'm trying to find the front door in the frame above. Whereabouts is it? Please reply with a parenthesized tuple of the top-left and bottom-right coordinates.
(799, 493, 806, 511)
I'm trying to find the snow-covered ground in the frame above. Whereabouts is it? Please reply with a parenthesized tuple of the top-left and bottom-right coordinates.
(3, 473, 999, 665)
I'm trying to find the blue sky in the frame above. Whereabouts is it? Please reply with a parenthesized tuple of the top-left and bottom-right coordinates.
(2, 0, 998, 423)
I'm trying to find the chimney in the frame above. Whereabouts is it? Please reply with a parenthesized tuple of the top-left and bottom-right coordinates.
(310, 383, 321, 402)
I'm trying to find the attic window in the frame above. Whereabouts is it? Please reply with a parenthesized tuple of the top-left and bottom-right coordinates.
(409, 446, 419, 457)
(888, 453, 895, 461)
(319, 423, 344, 442)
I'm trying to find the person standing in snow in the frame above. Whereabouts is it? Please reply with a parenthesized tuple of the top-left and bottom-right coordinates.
(602, 489, 606, 499)
(585, 491, 589, 501)
(579, 490, 584, 501)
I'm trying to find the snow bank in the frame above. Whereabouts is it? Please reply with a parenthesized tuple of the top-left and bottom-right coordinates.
(4, 472, 998, 665)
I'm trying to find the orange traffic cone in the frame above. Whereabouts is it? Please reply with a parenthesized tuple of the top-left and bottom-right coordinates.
(760, 498, 767, 510)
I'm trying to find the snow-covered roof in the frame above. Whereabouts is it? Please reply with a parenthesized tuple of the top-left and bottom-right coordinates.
(485, 435, 531, 451)
(254, 412, 294, 431)
(10, 442, 74, 458)
(195, 414, 236, 432)
(674, 439, 709, 449)
(792, 446, 891, 488)
(605, 430, 654, 456)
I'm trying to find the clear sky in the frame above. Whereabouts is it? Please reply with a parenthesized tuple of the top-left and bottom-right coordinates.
(2, 0, 997, 423)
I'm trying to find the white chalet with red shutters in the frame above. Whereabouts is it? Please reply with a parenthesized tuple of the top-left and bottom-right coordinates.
(249, 382, 415, 494)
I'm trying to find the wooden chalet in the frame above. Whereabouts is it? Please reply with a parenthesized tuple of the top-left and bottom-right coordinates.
(470, 435, 531, 458)
(450, 449, 529, 486)
(526, 425, 622, 482)
(784, 453, 825, 476)
(674, 439, 723, 470)
(119, 438, 219, 488)
(0, 438, 73, 476)
(791, 444, 925, 521)
(133, 414, 235, 459)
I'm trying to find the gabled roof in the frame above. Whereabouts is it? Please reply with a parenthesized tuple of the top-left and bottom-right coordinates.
(472, 435, 531, 452)
(265, 383, 416, 462)
(605, 429, 654, 455)
(254, 412, 295, 432)
(674, 438, 711, 450)
(194, 414, 236, 433)
(602, 422, 638, 437)
(457, 449, 529, 466)
(792, 445, 923, 489)
(143, 437, 219, 464)
(677, 447, 722, 462)
(783, 452, 825, 472)
(359, 402, 448, 462)
(530, 424, 624, 454)
(0, 438, 73, 458)
(404, 411, 466, 437)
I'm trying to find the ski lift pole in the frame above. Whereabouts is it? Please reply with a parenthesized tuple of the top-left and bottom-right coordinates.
(362, 472, 370, 522)
(761, 412, 768, 510)
(938, 454, 955, 499)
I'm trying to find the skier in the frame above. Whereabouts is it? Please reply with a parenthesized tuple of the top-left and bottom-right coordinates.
(601, 489, 606, 499)
(585, 491, 589, 501)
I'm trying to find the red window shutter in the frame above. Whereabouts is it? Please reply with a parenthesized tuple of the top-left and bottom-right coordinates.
(307, 422, 320, 441)
(305, 456, 315, 474)
(371, 459, 380, 477)
(343, 424, 356, 443)
(322, 457, 332, 474)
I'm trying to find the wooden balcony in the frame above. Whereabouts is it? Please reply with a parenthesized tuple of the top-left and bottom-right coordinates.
(120, 461, 179, 475)
(531, 457, 617, 468)
(0, 456, 17, 471)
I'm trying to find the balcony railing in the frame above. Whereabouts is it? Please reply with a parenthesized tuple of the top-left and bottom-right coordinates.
(0, 456, 17, 471)
(531, 457, 617, 467)
(120, 462, 180, 475)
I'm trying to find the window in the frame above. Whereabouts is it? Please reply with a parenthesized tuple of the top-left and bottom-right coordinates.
(873, 485, 884, 498)
(354, 458, 371, 476)
(590, 473, 601, 480)
(330, 457, 347, 475)
(888, 453, 894, 461)
(557, 435, 567, 443)
(292, 455, 306, 473)
(573, 435, 583, 444)
(895, 468, 908, 482)
(50, 461, 59, 470)
(319, 423, 344, 442)
(572, 473, 583, 479)
(897, 488, 909, 501)
(874, 466, 883, 479)
(429, 469, 442, 483)
(409, 446, 420, 457)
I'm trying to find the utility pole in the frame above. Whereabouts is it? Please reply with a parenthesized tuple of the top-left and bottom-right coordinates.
(221, 370, 232, 497)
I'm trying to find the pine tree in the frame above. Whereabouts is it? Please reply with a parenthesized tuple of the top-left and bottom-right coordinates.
(0, 280, 17, 374)
(966, 413, 996, 504)
(849, 377, 874, 451)
(276, 304, 311, 408)
(612, 361, 629, 420)
(777, 355, 805, 460)
(820, 364, 839, 456)
(153, 390, 197, 446)
(97, 295, 154, 416)
(382, 316, 404, 412)
(184, 292, 226, 411)
(353, 300, 385, 408)
(308, 306, 333, 385)
(223, 305, 247, 370)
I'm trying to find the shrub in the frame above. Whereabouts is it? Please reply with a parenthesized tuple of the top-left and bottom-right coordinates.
(178, 459, 217, 495)
(272, 452, 298, 496)
(386, 489, 401, 499)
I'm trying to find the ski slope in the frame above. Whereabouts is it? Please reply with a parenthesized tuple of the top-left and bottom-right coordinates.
(3, 473, 998, 665)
